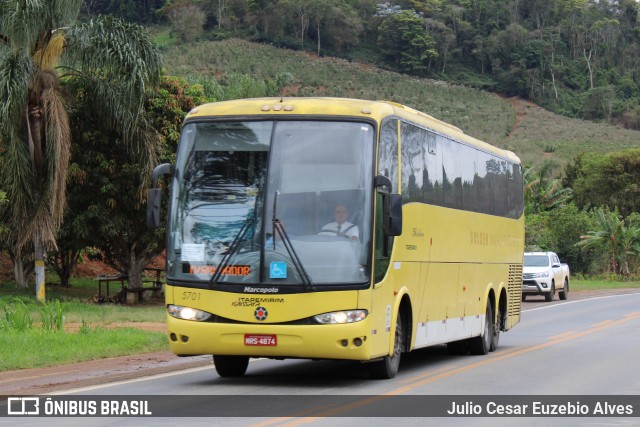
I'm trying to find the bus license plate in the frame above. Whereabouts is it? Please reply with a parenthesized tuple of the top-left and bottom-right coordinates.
(244, 334, 277, 346)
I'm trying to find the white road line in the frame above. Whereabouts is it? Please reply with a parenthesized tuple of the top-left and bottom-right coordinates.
(49, 359, 266, 395)
(523, 291, 640, 312)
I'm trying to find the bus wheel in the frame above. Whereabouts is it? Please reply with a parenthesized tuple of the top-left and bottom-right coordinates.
(213, 355, 249, 377)
(369, 313, 403, 379)
(469, 302, 493, 355)
(490, 304, 503, 352)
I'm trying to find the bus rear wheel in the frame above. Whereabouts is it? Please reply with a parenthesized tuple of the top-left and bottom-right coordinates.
(213, 355, 249, 377)
(369, 313, 403, 379)
(490, 303, 503, 352)
(469, 301, 493, 355)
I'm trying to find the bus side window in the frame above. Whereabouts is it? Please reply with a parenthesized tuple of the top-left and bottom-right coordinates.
(374, 118, 398, 283)
(374, 191, 391, 283)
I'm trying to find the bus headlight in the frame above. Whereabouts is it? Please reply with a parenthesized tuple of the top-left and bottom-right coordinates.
(314, 310, 368, 324)
(167, 304, 213, 321)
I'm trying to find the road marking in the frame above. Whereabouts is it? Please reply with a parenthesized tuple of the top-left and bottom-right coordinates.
(48, 365, 213, 395)
(547, 330, 577, 340)
(49, 359, 266, 395)
(523, 291, 640, 312)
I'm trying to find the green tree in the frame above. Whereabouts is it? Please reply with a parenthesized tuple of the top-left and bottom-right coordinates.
(576, 207, 624, 275)
(0, 187, 6, 235)
(525, 212, 553, 251)
(52, 76, 208, 288)
(162, 0, 207, 42)
(0, 1, 161, 299)
(376, 9, 438, 74)
(281, 0, 312, 48)
(546, 204, 596, 274)
(569, 149, 640, 217)
(308, 0, 363, 56)
(523, 161, 573, 215)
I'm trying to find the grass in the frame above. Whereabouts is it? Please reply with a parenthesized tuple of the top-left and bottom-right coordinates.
(0, 281, 167, 371)
(571, 279, 640, 291)
(0, 328, 167, 371)
(0, 283, 165, 325)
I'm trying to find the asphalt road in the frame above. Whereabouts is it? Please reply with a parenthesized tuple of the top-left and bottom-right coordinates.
(3, 290, 640, 427)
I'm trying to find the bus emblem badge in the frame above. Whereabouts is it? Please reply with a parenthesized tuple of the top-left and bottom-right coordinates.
(255, 306, 268, 321)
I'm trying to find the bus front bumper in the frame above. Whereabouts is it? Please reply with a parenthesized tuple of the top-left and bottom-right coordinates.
(166, 316, 373, 361)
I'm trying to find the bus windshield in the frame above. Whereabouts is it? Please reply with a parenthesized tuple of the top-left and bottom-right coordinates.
(167, 120, 374, 288)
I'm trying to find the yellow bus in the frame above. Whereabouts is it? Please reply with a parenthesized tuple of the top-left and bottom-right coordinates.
(147, 97, 524, 379)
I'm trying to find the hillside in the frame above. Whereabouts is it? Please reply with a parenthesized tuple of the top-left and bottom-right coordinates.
(160, 39, 640, 170)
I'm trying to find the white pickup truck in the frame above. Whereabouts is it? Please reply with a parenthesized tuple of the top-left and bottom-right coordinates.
(522, 251, 570, 302)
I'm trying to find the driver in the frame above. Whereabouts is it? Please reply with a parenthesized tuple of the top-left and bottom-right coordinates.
(318, 205, 359, 240)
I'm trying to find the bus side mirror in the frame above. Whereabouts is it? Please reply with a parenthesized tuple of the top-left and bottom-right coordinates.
(375, 174, 402, 236)
(384, 194, 403, 236)
(146, 163, 174, 229)
(147, 188, 163, 228)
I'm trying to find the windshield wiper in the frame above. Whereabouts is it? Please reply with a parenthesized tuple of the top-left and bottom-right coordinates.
(209, 218, 254, 288)
(271, 191, 313, 291)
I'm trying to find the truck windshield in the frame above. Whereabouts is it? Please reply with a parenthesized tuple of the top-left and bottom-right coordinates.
(166, 120, 374, 287)
(524, 255, 549, 267)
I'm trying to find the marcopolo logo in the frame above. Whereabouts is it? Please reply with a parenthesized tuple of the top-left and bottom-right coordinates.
(244, 286, 279, 293)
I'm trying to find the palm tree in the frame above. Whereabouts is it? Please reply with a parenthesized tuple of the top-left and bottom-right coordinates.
(576, 208, 623, 275)
(618, 225, 640, 276)
(0, 1, 161, 300)
(523, 162, 573, 215)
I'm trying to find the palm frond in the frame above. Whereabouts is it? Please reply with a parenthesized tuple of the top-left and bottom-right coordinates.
(34, 31, 65, 70)
(135, 119, 160, 196)
(42, 81, 70, 229)
(0, 0, 48, 49)
(0, 48, 33, 135)
(1, 129, 35, 238)
(0, 0, 82, 49)
(77, 75, 142, 140)
(18, 185, 59, 251)
(47, 0, 82, 27)
(63, 16, 162, 105)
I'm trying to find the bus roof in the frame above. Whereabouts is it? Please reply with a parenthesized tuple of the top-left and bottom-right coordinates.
(185, 97, 521, 164)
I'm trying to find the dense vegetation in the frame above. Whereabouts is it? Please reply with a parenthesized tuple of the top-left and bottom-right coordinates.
(83, 0, 640, 128)
(2, 1, 640, 298)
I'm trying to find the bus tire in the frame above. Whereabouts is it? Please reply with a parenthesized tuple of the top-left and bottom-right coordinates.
(469, 302, 493, 355)
(447, 340, 468, 355)
(490, 303, 502, 352)
(213, 355, 249, 377)
(369, 313, 403, 379)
